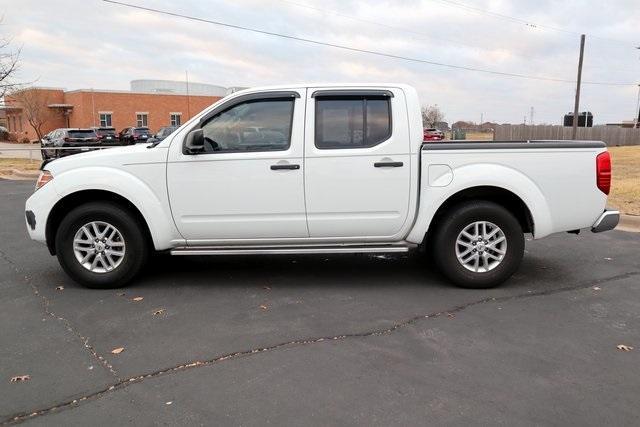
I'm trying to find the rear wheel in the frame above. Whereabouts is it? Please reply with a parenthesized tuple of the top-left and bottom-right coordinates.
(55, 202, 149, 288)
(432, 201, 524, 289)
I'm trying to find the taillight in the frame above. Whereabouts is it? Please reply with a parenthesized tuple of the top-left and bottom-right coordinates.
(596, 151, 611, 195)
(35, 170, 53, 191)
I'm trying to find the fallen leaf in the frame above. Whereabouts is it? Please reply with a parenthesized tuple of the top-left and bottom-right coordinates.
(165, 401, 173, 405)
(131, 297, 144, 302)
(604, 257, 612, 261)
(10, 375, 30, 383)
(153, 309, 165, 316)
(446, 312, 455, 318)
(593, 286, 601, 291)
(263, 286, 271, 290)
(116, 292, 125, 297)
(259, 304, 268, 310)
(55, 286, 64, 291)
(111, 347, 125, 354)
(617, 344, 634, 352)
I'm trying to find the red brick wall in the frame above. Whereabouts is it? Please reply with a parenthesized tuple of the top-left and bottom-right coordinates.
(5, 87, 221, 141)
(64, 91, 220, 133)
(5, 88, 67, 141)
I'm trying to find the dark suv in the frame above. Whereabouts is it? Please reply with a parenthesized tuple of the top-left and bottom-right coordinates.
(148, 126, 178, 143)
(41, 128, 99, 159)
(91, 127, 120, 145)
(119, 127, 151, 144)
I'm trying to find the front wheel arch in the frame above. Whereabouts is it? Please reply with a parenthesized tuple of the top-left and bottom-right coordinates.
(46, 190, 153, 256)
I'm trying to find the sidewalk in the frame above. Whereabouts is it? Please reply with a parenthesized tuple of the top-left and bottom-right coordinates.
(0, 141, 40, 160)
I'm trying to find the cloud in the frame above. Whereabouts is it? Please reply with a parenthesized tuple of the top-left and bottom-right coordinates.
(2, 0, 638, 124)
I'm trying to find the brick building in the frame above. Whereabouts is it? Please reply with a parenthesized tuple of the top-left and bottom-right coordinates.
(3, 81, 226, 141)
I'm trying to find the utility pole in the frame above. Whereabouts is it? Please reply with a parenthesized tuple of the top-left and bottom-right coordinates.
(529, 106, 534, 126)
(636, 83, 640, 128)
(572, 34, 585, 139)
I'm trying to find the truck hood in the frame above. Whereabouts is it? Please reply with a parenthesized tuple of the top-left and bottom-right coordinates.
(44, 144, 168, 176)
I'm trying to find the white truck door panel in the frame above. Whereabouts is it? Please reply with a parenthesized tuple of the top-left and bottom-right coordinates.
(304, 88, 411, 238)
(166, 90, 308, 241)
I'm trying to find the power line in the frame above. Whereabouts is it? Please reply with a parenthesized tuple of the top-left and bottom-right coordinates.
(276, 0, 503, 54)
(101, 0, 637, 87)
(429, 0, 637, 47)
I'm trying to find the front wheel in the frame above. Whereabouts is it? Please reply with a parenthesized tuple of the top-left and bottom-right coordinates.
(55, 202, 149, 288)
(432, 201, 524, 289)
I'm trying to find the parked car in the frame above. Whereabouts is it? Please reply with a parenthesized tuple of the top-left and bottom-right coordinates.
(26, 84, 618, 290)
(119, 127, 151, 144)
(423, 128, 445, 141)
(147, 125, 178, 143)
(91, 126, 120, 145)
(40, 128, 99, 159)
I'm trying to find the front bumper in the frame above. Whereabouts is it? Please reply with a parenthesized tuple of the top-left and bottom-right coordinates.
(24, 181, 60, 245)
(591, 209, 620, 233)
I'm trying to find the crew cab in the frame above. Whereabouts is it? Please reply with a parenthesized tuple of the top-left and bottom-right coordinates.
(25, 84, 619, 289)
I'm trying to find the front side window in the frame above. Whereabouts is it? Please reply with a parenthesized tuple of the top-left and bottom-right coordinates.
(200, 98, 294, 153)
(315, 96, 391, 149)
(136, 113, 148, 127)
(170, 113, 181, 126)
(99, 113, 112, 127)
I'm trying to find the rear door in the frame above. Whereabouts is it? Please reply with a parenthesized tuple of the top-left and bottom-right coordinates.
(304, 88, 412, 239)
(166, 90, 308, 242)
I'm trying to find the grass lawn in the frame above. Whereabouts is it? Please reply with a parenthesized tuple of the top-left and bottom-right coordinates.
(0, 158, 41, 175)
(609, 146, 640, 216)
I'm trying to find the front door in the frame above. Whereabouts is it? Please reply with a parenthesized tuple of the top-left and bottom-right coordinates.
(304, 88, 412, 239)
(167, 90, 308, 242)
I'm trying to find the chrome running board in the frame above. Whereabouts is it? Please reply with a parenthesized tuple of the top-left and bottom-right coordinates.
(170, 243, 415, 256)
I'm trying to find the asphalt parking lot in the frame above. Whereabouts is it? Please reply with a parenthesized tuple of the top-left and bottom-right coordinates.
(1, 179, 639, 426)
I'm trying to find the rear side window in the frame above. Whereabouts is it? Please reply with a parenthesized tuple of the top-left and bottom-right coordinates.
(315, 96, 391, 149)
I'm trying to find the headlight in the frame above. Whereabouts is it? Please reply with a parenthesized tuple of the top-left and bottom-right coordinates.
(35, 170, 53, 191)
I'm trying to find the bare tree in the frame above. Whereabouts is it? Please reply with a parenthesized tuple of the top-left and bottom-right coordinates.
(421, 104, 444, 128)
(0, 23, 21, 97)
(11, 89, 49, 141)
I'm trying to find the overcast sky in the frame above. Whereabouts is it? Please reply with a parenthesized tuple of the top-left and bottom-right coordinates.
(2, 0, 639, 124)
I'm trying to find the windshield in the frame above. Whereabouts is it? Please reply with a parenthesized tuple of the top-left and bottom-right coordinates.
(96, 128, 115, 136)
(134, 128, 150, 135)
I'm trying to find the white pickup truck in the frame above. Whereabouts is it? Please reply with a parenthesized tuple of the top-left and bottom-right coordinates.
(25, 84, 619, 289)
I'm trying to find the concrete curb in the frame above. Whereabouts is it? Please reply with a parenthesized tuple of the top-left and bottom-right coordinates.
(10, 169, 39, 178)
(617, 215, 640, 233)
(0, 169, 39, 181)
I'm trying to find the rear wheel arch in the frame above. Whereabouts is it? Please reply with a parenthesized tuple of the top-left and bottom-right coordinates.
(46, 190, 153, 256)
(426, 186, 534, 241)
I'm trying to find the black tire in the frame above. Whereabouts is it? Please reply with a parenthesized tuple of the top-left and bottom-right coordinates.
(432, 201, 524, 289)
(55, 202, 149, 289)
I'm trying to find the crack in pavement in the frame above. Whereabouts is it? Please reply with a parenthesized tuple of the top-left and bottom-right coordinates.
(3, 270, 638, 425)
(0, 248, 120, 381)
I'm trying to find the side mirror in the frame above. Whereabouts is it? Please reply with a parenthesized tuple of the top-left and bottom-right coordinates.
(184, 129, 205, 154)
